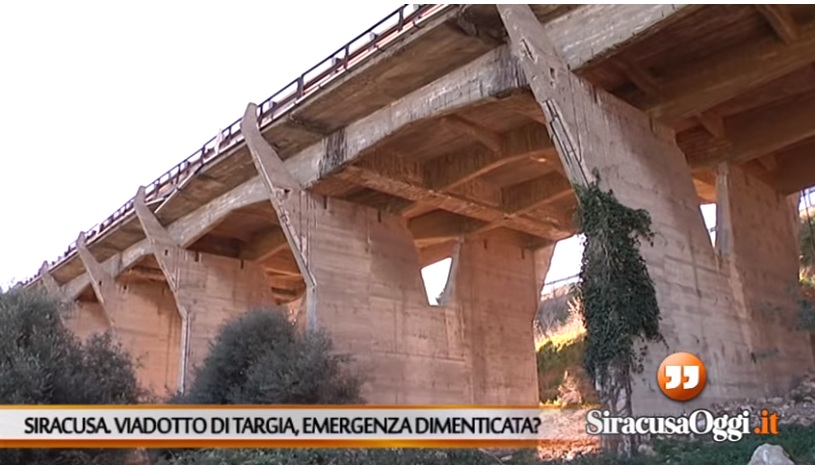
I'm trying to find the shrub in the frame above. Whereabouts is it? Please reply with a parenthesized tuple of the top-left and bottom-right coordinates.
(158, 308, 362, 464)
(0, 288, 142, 465)
(176, 308, 362, 405)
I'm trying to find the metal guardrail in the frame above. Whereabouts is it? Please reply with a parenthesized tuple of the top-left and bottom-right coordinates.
(24, 4, 449, 287)
(541, 274, 579, 295)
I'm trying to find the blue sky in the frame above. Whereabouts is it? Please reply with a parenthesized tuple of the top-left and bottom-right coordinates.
(0, 2, 720, 298)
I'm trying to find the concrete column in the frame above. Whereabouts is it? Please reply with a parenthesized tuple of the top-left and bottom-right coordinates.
(497, 4, 807, 415)
(75, 233, 182, 395)
(243, 104, 472, 404)
(243, 104, 551, 405)
(717, 164, 814, 394)
(134, 189, 278, 393)
(448, 237, 553, 405)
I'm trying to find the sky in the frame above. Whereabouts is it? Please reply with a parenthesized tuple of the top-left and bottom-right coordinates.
(0, 1, 720, 298)
(0, 1, 403, 287)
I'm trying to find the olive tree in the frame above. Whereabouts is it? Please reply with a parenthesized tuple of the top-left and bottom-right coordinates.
(0, 288, 142, 465)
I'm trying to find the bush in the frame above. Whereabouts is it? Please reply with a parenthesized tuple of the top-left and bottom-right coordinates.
(158, 308, 363, 464)
(0, 288, 142, 465)
(176, 308, 362, 405)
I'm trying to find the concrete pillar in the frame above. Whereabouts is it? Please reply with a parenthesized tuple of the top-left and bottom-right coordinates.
(134, 188, 278, 392)
(75, 233, 182, 395)
(497, 4, 815, 415)
(717, 164, 814, 394)
(242, 103, 550, 405)
(448, 237, 553, 405)
(243, 105, 467, 404)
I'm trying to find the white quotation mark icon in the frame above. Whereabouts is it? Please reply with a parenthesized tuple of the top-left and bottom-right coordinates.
(664, 365, 700, 390)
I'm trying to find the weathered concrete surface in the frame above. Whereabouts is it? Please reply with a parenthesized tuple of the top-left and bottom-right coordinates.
(245, 102, 471, 403)
(717, 164, 814, 394)
(448, 238, 553, 404)
(497, 4, 815, 415)
(75, 233, 182, 394)
(244, 103, 551, 404)
(134, 188, 278, 392)
(65, 301, 112, 342)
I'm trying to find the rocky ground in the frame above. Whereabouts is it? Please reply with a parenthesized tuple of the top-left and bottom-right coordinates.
(710, 371, 815, 428)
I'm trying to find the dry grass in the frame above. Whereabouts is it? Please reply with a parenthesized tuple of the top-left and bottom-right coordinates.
(536, 298, 586, 352)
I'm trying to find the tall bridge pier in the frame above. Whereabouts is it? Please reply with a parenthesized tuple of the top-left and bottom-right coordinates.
(27, 4, 815, 414)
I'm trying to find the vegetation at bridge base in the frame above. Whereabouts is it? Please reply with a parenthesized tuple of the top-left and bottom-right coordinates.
(173, 309, 362, 406)
(154, 308, 363, 464)
(798, 211, 815, 331)
(572, 171, 664, 454)
(0, 288, 142, 465)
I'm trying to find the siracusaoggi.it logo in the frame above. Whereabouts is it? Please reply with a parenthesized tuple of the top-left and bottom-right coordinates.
(585, 352, 780, 442)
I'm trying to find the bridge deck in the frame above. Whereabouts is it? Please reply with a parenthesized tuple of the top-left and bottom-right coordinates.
(27, 4, 815, 304)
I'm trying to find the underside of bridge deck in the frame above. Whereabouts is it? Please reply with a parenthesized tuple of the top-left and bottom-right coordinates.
(40, 5, 815, 299)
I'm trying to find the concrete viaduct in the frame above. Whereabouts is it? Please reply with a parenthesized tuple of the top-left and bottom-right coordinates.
(22, 4, 815, 415)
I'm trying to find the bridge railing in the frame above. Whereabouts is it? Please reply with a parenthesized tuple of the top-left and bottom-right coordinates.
(25, 4, 449, 287)
(541, 274, 579, 295)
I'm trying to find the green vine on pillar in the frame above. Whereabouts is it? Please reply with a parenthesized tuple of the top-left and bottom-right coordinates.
(573, 170, 664, 420)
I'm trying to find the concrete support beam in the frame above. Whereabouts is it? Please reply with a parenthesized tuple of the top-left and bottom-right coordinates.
(498, 4, 815, 416)
(647, 20, 815, 123)
(37, 261, 61, 296)
(337, 165, 563, 239)
(540, 5, 701, 71)
(440, 115, 503, 153)
(500, 172, 574, 216)
(755, 5, 798, 45)
(682, 92, 815, 168)
(75, 232, 182, 394)
(75, 233, 118, 330)
(288, 46, 526, 187)
(696, 111, 726, 140)
(240, 228, 288, 262)
(424, 123, 556, 192)
(134, 187, 277, 393)
(408, 211, 486, 243)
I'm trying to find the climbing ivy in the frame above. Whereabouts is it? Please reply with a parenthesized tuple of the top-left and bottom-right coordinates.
(573, 171, 664, 415)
